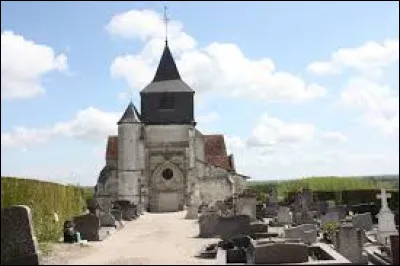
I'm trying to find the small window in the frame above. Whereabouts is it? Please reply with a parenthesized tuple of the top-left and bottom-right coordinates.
(162, 168, 174, 180)
(159, 94, 174, 110)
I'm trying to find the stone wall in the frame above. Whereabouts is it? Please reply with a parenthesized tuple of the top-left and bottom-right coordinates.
(199, 176, 232, 204)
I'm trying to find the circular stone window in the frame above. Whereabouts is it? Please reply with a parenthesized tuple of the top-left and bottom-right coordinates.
(162, 168, 174, 180)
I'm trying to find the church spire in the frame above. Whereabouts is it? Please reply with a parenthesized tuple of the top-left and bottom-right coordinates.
(118, 101, 141, 124)
(152, 41, 181, 82)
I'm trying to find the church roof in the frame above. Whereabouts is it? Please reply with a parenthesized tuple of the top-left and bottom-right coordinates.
(141, 42, 194, 94)
(204, 134, 234, 171)
(118, 102, 141, 124)
(106, 136, 118, 160)
(204, 134, 228, 156)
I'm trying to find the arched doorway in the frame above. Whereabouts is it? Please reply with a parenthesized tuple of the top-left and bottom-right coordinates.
(150, 161, 185, 212)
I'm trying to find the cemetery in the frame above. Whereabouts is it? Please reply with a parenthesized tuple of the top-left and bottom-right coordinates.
(1, 176, 399, 265)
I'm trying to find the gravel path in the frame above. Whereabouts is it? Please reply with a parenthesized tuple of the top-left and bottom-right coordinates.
(43, 211, 219, 265)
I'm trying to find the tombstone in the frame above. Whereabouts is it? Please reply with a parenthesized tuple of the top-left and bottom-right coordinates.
(215, 215, 250, 241)
(284, 224, 317, 245)
(185, 203, 199, 220)
(247, 242, 308, 264)
(86, 198, 100, 216)
(255, 204, 264, 220)
(293, 210, 314, 225)
(316, 201, 329, 216)
(73, 213, 101, 241)
(236, 196, 257, 221)
(250, 222, 269, 234)
(122, 204, 138, 220)
(390, 235, 399, 265)
(376, 189, 397, 245)
(334, 224, 367, 264)
(351, 203, 379, 223)
(1, 205, 41, 265)
(328, 205, 347, 220)
(276, 206, 291, 225)
(99, 212, 117, 227)
(302, 229, 318, 245)
(199, 212, 220, 238)
(327, 200, 336, 208)
(352, 212, 373, 232)
(111, 209, 122, 222)
(321, 212, 339, 226)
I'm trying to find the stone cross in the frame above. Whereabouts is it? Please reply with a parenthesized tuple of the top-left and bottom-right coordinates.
(377, 188, 391, 210)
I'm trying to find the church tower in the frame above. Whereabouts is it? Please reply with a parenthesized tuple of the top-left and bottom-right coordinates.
(117, 102, 142, 204)
(140, 41, 195, 125)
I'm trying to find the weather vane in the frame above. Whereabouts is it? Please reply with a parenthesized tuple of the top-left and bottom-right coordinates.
(162, 2, 169, 43)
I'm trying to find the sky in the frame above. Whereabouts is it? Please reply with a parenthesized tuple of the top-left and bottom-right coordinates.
(1, 1, 399, 186)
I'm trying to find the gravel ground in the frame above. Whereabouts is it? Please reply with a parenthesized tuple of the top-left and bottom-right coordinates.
(42, 211, 219, 265)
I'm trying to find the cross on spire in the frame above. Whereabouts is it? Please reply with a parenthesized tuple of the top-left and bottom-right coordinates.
(377, 188, 391, 210)
(162, 2, 169, 44)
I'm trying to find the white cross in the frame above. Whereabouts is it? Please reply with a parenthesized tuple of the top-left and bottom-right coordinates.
(377, 188, 391, 210)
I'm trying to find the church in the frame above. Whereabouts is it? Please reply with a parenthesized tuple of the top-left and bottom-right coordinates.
(94, 40, 250, 212)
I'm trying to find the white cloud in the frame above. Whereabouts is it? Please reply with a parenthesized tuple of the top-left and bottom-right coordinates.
(1, 31, 68, 100)
(247, 113, 348, 148)
(320, 131, 348, 142)
(196, 112, 220, 124)
(307, 39, 399, 76)
(107, 9, 326, 103)
(1, 107, 120, 150)
(339, 77, 399, 137)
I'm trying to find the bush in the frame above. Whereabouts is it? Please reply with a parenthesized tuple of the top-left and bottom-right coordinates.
(1, 177, 88, 242)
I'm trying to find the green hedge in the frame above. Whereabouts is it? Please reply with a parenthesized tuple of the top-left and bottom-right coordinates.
(1, 177, 89, 242)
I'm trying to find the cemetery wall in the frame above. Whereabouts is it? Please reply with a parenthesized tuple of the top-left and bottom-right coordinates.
(1, 177, 87, 242)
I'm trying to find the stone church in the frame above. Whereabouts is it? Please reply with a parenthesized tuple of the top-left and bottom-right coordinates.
(94, 41, 249, 212)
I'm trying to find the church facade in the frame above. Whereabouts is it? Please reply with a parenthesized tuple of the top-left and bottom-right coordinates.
(94, 42, 249, 212)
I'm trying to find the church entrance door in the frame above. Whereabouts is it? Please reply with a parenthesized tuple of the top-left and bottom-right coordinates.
(158, 192, 180, 212)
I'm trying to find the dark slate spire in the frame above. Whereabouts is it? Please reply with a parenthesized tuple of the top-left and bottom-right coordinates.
(153, 42, 181, 82)
(118, 101, 141, 124)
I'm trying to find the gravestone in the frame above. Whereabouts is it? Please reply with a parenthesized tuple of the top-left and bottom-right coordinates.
(317, 201, 329, 215)
(352, 212, 373, 232)
(390, 235, 399, 265)
(247, 242, 308, 264)
(327, 205, 347, 220)
(351, 203, 379, 223)
(73, 213, 101, 241)
(255, 204, 264, 219)
(99, 212, 117, 228)
(334, 224, 367, 264)
(111, 209, 122, 222)
(215, 215, 250, 241)
(264, 190, 279, 217)
(236, 196, 257, 221)
(198, 212, 220, 238)
(284, 224, 317, 245)
(1, 205, 41, 265)
(327, 200, 336, 208)
(302, 229, 318, 245)
(376, 189, 397, 245)
(185, 204, 199, 220)
(250, 222, 269, 234)
(276, 206, 291, 225)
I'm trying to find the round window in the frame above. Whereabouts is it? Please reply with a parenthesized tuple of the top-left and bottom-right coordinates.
(162, 168, 174, 180)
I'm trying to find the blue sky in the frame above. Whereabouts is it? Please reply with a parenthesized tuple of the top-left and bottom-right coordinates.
(1, 1, 399, 185)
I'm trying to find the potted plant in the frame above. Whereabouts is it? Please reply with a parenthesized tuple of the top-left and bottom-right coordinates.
(321, 221, 340, 244)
